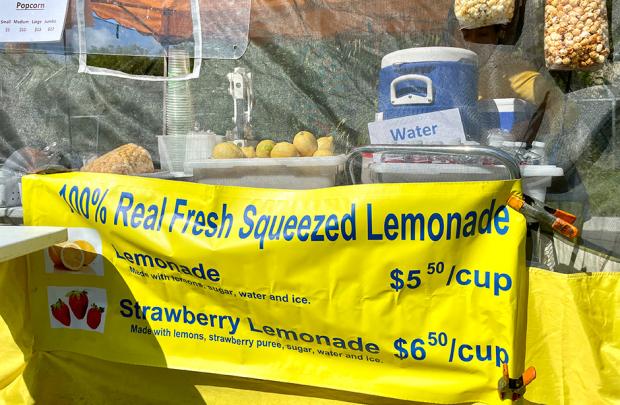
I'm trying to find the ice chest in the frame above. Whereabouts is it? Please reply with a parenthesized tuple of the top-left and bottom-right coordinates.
(185, 155, 346, 189)
(378, 47, 480, 138)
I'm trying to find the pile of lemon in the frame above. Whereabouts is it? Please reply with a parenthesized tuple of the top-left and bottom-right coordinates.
(212, 131, 335, 159)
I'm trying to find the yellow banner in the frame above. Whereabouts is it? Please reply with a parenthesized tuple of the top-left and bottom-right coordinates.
(524, 268, 620, 404)
(23, 173, 526, 404)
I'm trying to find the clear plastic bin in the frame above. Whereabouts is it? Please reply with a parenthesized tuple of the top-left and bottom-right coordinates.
(370, 162, 563, 202)
(158, 133, 224, 174)
(186, 155, 347, 189)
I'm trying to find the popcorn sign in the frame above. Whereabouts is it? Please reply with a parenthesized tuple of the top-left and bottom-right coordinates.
(0, 0, 68, 42)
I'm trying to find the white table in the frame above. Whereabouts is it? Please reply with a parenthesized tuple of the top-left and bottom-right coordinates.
(0, 226, 67, 263)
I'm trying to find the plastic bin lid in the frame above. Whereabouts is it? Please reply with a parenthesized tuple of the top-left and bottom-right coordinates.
(381, 47, 478, 68)
(185, 155, 347, 169)
(371, 162, 564, 178)
(371, 162, 506, 176)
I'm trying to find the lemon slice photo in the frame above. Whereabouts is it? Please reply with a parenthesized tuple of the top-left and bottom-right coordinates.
(73, 240, 97, 266)
(60, 242, 85, 271)
(48, 243, 64, 267)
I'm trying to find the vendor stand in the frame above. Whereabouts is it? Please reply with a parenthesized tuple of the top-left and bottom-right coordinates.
(1, 0, 619, 403)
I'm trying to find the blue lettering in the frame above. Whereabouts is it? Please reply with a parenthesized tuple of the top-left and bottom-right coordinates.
(384, 213, 398, 240)
(494, 273, 512, 296)
(297, 215, 311, 241)
(367, 204, 382, 240)
(119, 299, 133, 317)
(494, 206, 510, 235)
(283, 216, 298, 241)
(389, 127, 407, 141)
(239, 205, 256, 239)
(325, 214, 339, 241)
(428, 213, 444, 241)
(169, 199, 187, 232)
(459, 344, 473, 362)
(115, 192, 134, 226)
(456, 268, 471, 285)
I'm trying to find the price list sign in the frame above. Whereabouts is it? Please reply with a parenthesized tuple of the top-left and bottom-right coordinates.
(0, 0, 69, 43)
(24, 174, 528, 404)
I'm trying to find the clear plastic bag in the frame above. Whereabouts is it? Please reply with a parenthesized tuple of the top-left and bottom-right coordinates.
(454, 0, 516, 29)
(544, 0, 610, 70)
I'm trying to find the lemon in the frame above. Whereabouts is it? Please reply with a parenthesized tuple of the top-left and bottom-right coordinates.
(317, 136, 334, 152)
(256, 140, 276, 158)
(74, 240, 97, 266)
(313, 149, 334, 157)
(212, 142, 244, 159)
(241, 146, 256, 158)
(271, 142, 299, 158)
(293, 131, 318, 157)
(60, 242, 85, 271)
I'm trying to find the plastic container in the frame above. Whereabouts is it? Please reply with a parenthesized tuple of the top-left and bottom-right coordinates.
(165, 47, 194, 135)
(521, 165, 563, 202)
(526, 141, 546, 165)
(369, 162, 563, 202)
(158, 135, 187, 173)
(370, 162, 510, 183)
(454, 0, 516, 29)
(378, 47, 480, 137)
(544, 0, 610, 70)
(185, 132, 225, 163)
(361, 152, 373, 184)
(158, 133, 224, 174)
(186, 155, 347, 189)
(0, 171, 21, 208)
(479, 98, 534, 135)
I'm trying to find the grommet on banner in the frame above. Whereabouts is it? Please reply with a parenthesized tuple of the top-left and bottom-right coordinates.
(498, 363, 536, 401)
(506, 194, 579, 239)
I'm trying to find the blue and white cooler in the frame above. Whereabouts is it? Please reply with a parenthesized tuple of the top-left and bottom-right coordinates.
(378, 47, 480, 140)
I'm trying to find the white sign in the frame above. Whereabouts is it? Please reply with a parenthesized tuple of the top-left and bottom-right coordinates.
(368, 108, 467, 144)
(0, 0, 69, 43)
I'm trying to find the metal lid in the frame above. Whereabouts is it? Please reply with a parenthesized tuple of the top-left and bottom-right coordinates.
(382, 47, 479, 68)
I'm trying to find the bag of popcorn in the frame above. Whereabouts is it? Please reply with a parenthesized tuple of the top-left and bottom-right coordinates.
(544, 0, 610, 70)
(454, 0, 516, 29)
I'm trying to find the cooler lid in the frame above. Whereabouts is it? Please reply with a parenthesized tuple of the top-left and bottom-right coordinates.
(381, 47, 478, 68)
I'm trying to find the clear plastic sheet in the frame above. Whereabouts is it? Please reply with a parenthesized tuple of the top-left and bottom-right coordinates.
(0, 0, 619, 260)
(0, 0, 250, 59)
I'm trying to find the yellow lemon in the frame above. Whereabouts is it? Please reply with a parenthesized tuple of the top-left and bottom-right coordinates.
(293, 131, 318, 157)
(317, 136, 334, 152)
(256, 140, 276, 158)
(241, 146, 256, 158)
(212, 142, 244, 159)
(271, 142, 299, 158)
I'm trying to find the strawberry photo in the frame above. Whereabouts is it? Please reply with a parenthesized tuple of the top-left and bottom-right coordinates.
(67, 290, 89, 319)
(50, 299, 71, 327)
(48, 287, 107, 333)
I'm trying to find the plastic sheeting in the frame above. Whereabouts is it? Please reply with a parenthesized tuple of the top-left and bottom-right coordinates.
(0, 0, 251, 59)
(0, 0, 619, 259)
